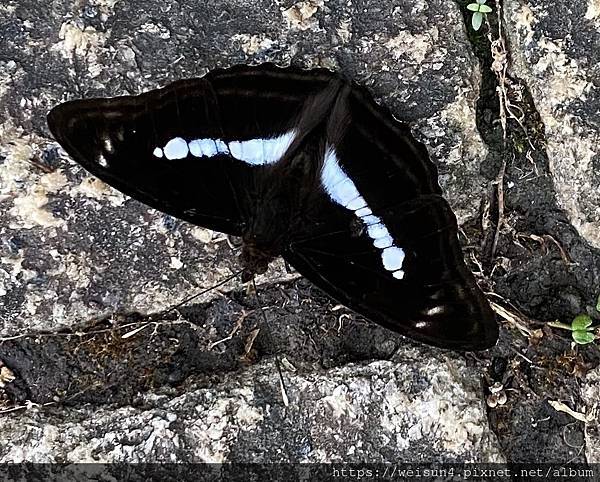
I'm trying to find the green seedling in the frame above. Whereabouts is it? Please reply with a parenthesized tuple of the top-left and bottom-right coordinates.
(571, 314, 596, 344)
(467, 0, 493, 31)
(549, 294, 600, 345)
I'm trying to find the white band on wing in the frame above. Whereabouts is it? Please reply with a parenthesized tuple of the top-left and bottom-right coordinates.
(153, 131, 295, 165)
(321, 147, 405, 280)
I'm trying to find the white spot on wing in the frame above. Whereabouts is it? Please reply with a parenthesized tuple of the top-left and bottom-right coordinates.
(346, 197, 366, 210)
(382, 246, 405, 271)
(355, 207, 372, 217)
(152, 147, 164, 158)
(322, 149, 349, 194)
(103, 137, 114, 154)
(238, 138, 265, 165)
(188, 140, 202, 157)
(424, 305, 446, 316)
(228, 141, 243, 159)
(228, 131, 296, 165)
(335, 180, 362, 206)
(189, 139, 218, 158)
(164, 137, 189, 160)
(215, 140, 229, 154)
(201, 139, 218, 157)
(263, 131, 295, 163)
(361, 214, 380, 226)
(373, 235, 394, 249)
(367, 223, 390, 240)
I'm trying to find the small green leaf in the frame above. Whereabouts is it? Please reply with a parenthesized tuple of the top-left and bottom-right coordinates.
(479, 5, 493, 13)
(472, 11, 484, 30)
(476, 0, 487, 4)
(596, 293, 600, 313)
(572, 314, 593, 331)
(467, 3, 480, 11)
(572, 330, 596, 345)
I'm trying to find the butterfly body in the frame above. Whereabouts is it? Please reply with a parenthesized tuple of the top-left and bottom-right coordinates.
(47, 63, 498, 351)
(238, 150, 311, 281)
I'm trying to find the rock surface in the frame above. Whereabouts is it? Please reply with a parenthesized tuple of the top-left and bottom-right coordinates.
(1, 0, 600, 467)
(504, 0, 600, 249)
(500, 0, 600, 462)
(583, 365, 600, 463)
(0, 0, 505, 464)
(0, 353, 502, 463)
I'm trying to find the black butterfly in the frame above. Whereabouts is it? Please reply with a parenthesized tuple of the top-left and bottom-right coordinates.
(47, 63, 498, 351)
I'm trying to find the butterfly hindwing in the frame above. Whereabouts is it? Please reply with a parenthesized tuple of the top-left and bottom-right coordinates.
(284, 84, 498, 350)
(285, 196, 497, 350)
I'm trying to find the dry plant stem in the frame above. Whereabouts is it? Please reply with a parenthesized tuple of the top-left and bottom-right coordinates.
(209, 309, 253, 350)
(484, 2, 537, 262)
(0, 270, 243, 342)
(489, 298, 536, 338)
(243, 328, 261, 358)
(490, 154, 507, 260)
(487, 0, 508, 140)
(484, 2, 508, 261)
(514, 232, 575, 265)
(0, 317, 201, 343)
(509, 346, 534, 365)
(0, 401, 55, 415)
(542, 234, 575, 265)
(161, 269, 242, 316)
(486, 0, 533, 145)
(548, 400, 592, 423)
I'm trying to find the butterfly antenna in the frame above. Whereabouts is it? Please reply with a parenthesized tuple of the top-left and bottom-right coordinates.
(161, 268, 243, 316)
(251, 277, 290, 407)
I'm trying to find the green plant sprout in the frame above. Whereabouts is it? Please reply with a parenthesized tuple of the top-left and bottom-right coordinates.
(549, 294, 600, 345)
(467, 0, 493, 31)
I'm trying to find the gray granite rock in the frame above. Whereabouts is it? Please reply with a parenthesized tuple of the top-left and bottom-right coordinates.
(582, 365, 600, 463)
(0, 0, 501, 465)
(504, 0, 600, 249)
(0, 352, 503, 463)
(0, 0, 485, 335)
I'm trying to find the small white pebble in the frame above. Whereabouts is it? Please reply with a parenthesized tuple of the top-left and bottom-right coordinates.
(170, 257, 183, 269)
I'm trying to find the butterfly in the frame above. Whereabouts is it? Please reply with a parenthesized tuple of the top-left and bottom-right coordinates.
(47, 63, 498, 351)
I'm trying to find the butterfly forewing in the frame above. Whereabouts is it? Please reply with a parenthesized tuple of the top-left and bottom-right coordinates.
(47, 65, 333, 235)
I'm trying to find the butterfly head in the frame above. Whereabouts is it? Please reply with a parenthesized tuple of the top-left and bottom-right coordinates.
(239, 237, 276, 283)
